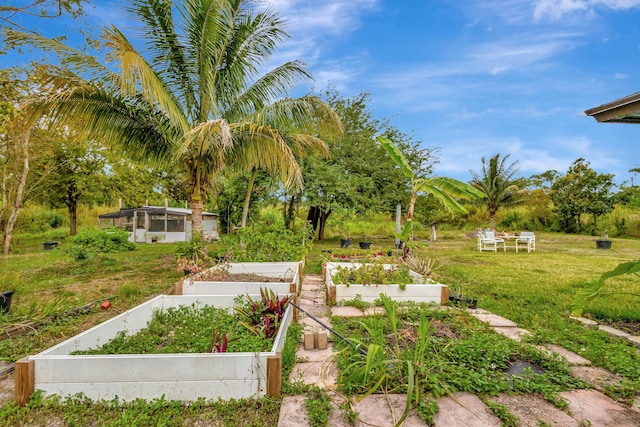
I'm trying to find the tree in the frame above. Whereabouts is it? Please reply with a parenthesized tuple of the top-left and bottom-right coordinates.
(470, 154, 523, 229)
(301, 91, 433, 239)
(551, 158, 615, 233)
(8, 0, 339, 238)
(36, 138, 105, 235)
(378, 136, 484, 255)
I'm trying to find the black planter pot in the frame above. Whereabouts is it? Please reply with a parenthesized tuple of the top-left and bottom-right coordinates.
(359, 241, 372, 249)
(395, 241, 404, 249)
(448, 295, 477, 309)
(595, 240, 612, 250)
(43, 241, 59, 250)
(0, 290, 15, 314)
(340, 239, 352, 248)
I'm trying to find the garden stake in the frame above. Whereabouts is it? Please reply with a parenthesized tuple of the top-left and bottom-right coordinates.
(289, 301, 367, 356)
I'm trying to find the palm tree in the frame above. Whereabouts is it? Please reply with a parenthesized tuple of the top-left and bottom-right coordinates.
(8, 0, 340, 236)
(470, 154, 522, 229)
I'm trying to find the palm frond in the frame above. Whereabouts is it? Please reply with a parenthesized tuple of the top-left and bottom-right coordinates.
(103, 26, 189, 133)
(229, 122, 303, 190)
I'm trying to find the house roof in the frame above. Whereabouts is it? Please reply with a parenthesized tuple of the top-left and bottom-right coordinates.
(584, 91, 640, 124)
(99, 206, 218, 219)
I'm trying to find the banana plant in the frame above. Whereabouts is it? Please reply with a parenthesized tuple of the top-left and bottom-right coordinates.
(571, 259, 640, 316)
(377, 136, 484, 255)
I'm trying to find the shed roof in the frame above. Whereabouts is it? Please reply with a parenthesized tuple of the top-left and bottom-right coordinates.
(584, 91, 640, 124)
(99, 206, 218, 219)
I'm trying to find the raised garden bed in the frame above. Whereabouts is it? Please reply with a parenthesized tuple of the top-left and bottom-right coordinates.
(15, 294, 294, 405)
(323, 262, 448, 304)
(178, 261, 302, 296)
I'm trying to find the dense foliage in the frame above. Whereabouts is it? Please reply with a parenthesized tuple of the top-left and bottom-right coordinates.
(63, 227, 135, 260)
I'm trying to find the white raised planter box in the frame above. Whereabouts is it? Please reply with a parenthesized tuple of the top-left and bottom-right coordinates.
(15, 294, 293, 405)
(179, 261, 302, 296)
(323, 262, 449, 304)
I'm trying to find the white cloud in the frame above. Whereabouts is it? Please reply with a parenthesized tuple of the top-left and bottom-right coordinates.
(533, 0, 640, 21)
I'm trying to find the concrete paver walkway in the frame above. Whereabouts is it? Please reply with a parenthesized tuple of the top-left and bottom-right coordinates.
(278, 273, 640, 427)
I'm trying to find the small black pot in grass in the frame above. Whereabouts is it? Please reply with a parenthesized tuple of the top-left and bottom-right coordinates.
(359, 241, 372, 249)
(0, 290, 15, 314)
(595, 240, 612, 250)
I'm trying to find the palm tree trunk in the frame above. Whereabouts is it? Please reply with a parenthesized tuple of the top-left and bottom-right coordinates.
(240, 167, 257, 228)
(190, 197, 203, 238)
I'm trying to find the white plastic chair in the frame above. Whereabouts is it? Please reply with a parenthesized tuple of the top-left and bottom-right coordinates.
(477, 230, 506, 252)
(516, 231, 535, 253)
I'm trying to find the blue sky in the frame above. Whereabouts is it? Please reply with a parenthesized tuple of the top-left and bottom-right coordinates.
(5, 0, 640, 185)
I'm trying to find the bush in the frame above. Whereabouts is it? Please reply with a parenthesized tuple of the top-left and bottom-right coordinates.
(214, 222, 311, 262)
(63, 228, 135, 260)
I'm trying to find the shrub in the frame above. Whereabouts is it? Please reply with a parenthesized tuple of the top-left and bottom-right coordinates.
(63, 228, 135, 260)
(214, 222, 311, 262)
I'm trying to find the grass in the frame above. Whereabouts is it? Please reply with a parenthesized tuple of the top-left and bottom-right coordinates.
(0, 230, 639, 425)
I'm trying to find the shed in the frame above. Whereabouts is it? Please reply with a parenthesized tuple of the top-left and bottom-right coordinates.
(585, 92, 640, 124)
(98, 206, 219, 243)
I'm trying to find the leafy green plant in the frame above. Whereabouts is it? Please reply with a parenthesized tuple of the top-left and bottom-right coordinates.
(332, 264, 416, 290)
(74, 304, 269, 355)
(213, 222, 311, 262)
(305, 386, 332, 427)
(571, 259, 640, 316)
(62, 228, 135, 260)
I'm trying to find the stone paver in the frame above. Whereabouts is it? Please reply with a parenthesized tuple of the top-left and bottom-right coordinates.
(489, 393, 580, 426)
(355, 394, 429, 426)
(628, 335, 640, 349)
(469, 313, 518, 327)
(599, 325, 631, 339)
(433, 392, 501, 427)
(538, 344, 592, 365)
(278, 396, 311, 427)
(570, 366, 623, 391)
(331, 306, 368, 317)
(492, 326, 531, 341)
(561, 390, 640, 426)
(570, 316, 598, 326)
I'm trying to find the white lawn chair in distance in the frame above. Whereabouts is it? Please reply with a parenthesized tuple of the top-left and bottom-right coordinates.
(516, 231, 536, 253)
(477, 230, 506, 252)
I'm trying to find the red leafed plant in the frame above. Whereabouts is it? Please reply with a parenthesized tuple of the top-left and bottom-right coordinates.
(211, 325, 228, 353)
(235, 287, 291, 338)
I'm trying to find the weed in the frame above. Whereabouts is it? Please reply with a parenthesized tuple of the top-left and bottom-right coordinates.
(338, 399, 359, 425)
(481, 396, 519, 427)
(341, 295, 371, 312)
(305, 386, 331, 427)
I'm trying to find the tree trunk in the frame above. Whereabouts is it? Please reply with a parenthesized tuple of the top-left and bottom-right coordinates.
(284, 193, 298, 229)
(69, 203, 78, 236)
(190, 197, 203, 238)
(317, 208, 331, 240)
(2, 129, 30, 255)
(240, 167, 257, 228)
(307, 206, 320, 235)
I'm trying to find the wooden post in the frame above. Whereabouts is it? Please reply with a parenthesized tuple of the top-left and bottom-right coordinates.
(328, 286, 336, 304)
(441, 285, 449, 305)
(15, 358, 34, 407)
(266, 353, 281, 397)
(175, 280, 184, 295)
(292, 295, 299, 321)
(322, 262, 326, 283)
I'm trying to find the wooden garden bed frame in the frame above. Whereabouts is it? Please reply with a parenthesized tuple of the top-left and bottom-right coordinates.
(323, 262, 449, 304)
(15, 294, 294, 406)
